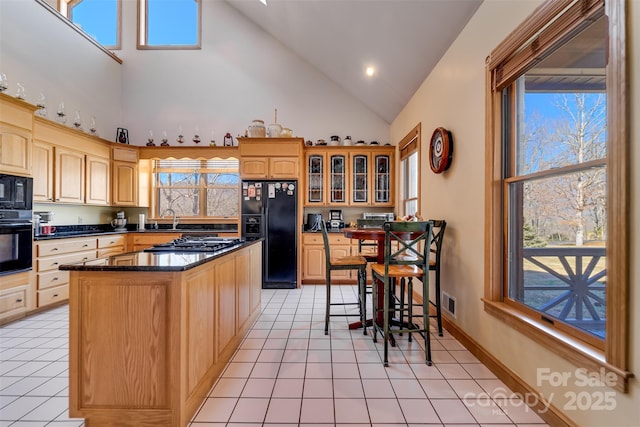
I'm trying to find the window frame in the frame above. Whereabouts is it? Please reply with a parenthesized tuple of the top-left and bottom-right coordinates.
(137, 0, 202, 50)
(62, 0, 122, 50)
(484, 0, 631, 392)
(398, 124, 421, 217)
(152, 159, 239, 220)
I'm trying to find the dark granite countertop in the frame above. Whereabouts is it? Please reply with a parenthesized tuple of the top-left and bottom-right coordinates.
(59, 239, 260, 272)
(34, 223, 238, 240)
(303, 228, 345, 234)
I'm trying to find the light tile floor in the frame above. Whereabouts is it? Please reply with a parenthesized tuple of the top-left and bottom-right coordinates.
(1, 285, 549, 426)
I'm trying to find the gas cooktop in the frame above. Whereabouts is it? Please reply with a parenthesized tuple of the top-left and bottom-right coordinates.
(144, 236, 243, 253)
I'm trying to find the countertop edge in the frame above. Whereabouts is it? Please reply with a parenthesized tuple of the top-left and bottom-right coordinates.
(59, 239, 262, 272)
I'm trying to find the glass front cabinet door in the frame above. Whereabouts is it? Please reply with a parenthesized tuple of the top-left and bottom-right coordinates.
(329, 154, 347, 204)
(306, 153, 325, 205)
(374, 154, 392, 205)
(351, 154, 369, 204)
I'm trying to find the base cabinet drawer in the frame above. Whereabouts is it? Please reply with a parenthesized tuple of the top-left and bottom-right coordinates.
(97, 247, 125, 258)
(98, 235, 126, 249)
(37, 238, 97, 257)
(37, 251, 97, 272)
(37, 270, 70, 290)
(0, 286, 28, 318)
(38, 285, 69, 307)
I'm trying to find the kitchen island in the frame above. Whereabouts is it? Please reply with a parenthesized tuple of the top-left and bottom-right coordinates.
(60, 240, 262, 427)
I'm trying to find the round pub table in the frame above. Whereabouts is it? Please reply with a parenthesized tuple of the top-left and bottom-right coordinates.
(343, 227, 424, 329)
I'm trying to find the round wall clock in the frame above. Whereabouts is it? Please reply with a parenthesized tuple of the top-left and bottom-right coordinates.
(429, 127, 453, 174)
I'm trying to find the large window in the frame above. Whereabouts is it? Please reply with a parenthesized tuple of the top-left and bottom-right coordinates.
(138, 0, 201, 49)
(61, 0, 120, 49)
(399, 124, 421, 217)
(154, 159, 239, 218)
(485, 0, 630, 391)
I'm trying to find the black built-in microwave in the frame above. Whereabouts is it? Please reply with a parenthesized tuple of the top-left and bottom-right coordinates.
(0, 174, 33, 210)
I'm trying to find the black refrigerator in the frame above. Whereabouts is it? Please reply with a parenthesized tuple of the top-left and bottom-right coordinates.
(241, 180, 298, 289)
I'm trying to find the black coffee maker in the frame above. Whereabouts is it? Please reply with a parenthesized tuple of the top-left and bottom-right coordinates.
(305, 213, 323, 231)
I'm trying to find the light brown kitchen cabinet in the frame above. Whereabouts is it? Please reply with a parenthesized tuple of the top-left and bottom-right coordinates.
(0, 124, 32, 176)
(85, 154, 110, 206)
(32, 140, 54, 202)
(112, 146, 139, 207)
(301, 232, 355, 283)
(128, 232, 181, 252)
(33, 117, 112, 205)
(238, 137, 303, 179)
(35, 237, 98, 308)
(111, 161, 138, 206)
(304, 146, 394, 207)
(305, 152, 325, 205)
(32, 142, 86, 204)
(0, 93, 37, 176)
(0, 271, 33, 325)
(55, 146, 85, 204)
(97, 234, 126, 257)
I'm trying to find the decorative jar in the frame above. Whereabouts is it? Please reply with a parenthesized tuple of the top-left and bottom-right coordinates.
(248, 119, 266, 137)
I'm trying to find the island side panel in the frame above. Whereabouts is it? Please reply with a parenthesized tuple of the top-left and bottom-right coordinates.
(69, 271, 179, 425)
(68, 241, 263, 427)
(184, 264, 215, 398)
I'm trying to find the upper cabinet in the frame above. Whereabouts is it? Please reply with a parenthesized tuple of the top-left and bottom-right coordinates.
(112, 146, 139, 207)
(0, 93, 38, 176)
(304, 146, 394, 207)
(238, 138, 303, 180)
(32, 117, 110, 205)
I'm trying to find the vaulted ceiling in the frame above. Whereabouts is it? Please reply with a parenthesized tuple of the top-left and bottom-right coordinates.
(225, 0, 483, 123)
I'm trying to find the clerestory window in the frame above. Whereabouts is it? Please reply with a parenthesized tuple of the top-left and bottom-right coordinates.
(61, 0, 121, 50)
(138, 0, 201, 49)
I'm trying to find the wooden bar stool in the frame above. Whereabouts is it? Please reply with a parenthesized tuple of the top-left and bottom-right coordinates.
(321, 221, 368, 335)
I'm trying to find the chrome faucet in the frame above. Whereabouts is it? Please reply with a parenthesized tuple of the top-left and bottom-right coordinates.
(161, 209, 179, 230)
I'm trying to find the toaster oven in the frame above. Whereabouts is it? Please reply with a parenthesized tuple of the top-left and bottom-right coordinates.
(362, 212, 394, 221)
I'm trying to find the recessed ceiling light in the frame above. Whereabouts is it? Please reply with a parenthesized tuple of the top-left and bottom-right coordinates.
(259, 0, 267, 5)
(365, 66, 376, 77)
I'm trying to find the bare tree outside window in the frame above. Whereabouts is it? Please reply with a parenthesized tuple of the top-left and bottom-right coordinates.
(155, 160, 239, 218)
(506, 15, 608, 341)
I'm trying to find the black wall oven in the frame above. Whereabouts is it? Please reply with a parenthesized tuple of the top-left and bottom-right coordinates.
(0, 210, 33, 275)
(0, 174, 34, 275)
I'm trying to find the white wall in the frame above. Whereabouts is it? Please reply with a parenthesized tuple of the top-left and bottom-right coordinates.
(391, 1, 638, 426)
(116, 0, 389, 146)
(1, 0, 388, 147)
(0, 0, 122, 139)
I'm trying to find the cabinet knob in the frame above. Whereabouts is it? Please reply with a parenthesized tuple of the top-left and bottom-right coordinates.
(52, 277, 58, 281)
(82, 257, 88, 261)
(53, 294, 59, 297)
(53, 262, 59, 265)
(16, 298, 23, 303)
(52, 248, 59, 251)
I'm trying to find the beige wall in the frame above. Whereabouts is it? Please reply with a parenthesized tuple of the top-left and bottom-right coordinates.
(391, 1, 638, 426)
